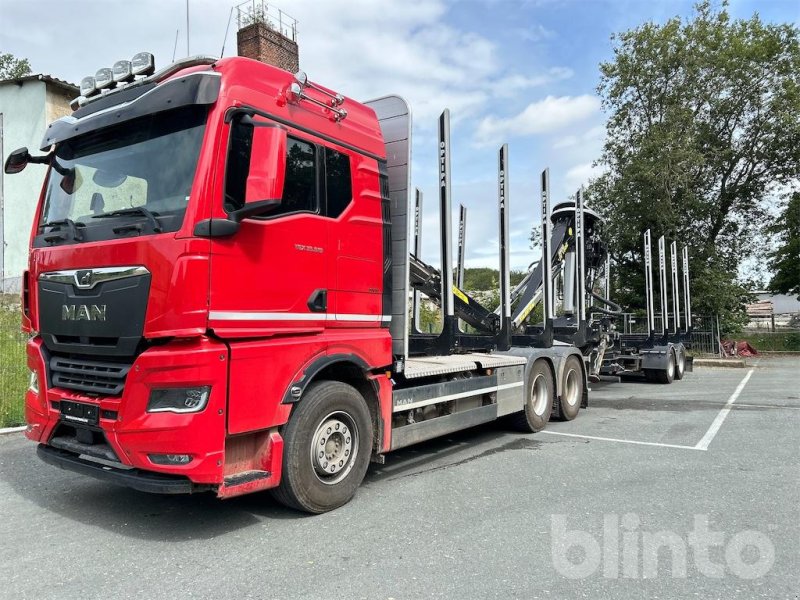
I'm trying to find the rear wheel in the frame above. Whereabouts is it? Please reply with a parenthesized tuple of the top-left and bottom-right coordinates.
(555, 355, 583, 421)
(271, 380, 373, 514)
(509, 359, 554, 433)
(674, 347, 686, 380)
(654, 350, 676, 384)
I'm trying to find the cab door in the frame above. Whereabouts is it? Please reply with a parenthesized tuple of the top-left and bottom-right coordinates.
(208, 120, 329, 337)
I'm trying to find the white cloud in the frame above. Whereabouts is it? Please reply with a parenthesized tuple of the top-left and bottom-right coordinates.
(564, 162, 605, 191)
(515, 24, 558, 42)
(553, 123, 605, 149)
(553, 135, 578, 149)
(474, 94, 600, 146)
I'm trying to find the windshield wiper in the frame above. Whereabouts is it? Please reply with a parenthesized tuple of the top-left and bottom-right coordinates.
(41, 219, 85, 243)
(92, 207, 163, 233)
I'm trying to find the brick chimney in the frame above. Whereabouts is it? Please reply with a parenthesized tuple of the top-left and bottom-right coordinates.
(236, 2, 299, 73)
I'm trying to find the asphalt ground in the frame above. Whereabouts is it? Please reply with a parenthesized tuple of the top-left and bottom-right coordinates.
(0, 356, 797, 599)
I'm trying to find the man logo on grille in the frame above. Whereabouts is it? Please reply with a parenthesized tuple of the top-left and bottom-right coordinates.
(61, 304, 107, 321)
(74, 270, 93, 288)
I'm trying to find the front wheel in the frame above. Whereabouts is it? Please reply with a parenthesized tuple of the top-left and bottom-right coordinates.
(271, 380, 373, 514)
(555, 355, 583, 421)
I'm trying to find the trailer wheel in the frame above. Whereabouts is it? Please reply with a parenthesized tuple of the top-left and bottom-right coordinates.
(555, 355, 583, 421)
(654, 350, 676, 384)
(674, 347, 686, 380)
(509, 360, 554, 433)
(271, 380, 373, 514)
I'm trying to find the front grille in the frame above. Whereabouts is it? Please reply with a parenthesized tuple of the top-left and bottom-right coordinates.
(50, 355, 132, 396)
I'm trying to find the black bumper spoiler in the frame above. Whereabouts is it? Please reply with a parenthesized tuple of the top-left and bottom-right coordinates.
(37, 444, 212, 495)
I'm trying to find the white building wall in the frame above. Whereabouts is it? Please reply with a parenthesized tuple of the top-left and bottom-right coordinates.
(0, 81, 48, 293)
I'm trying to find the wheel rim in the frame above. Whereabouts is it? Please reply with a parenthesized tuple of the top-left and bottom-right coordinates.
(531, 373, 549, 416)
(678, 352, 685, 374)
(667, 354, 675, 378)
(563, 368, 579, 407)
(310, 411, 358, 485)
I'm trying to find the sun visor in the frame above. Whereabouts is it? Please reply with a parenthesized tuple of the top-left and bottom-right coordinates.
(41, 71, 221, 150)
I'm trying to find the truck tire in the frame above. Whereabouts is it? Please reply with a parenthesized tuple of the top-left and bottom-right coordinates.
(555, 355, 583, 421)
(654, 350, 676, 384)
(674, 347, 686, 380)
(509, 359, 554, 433)
(271, 380, 373, 514)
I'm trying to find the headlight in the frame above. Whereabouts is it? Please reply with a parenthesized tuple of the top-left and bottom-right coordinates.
(147, 386, 211, 413)
(28, 370, 39, 394)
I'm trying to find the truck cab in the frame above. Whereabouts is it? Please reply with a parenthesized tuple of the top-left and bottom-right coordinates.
(15, 55, 395, 508)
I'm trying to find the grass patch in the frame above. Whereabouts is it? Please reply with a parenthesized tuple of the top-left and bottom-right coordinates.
(738, 331, 800, 352)
(0, 306, 27, 428)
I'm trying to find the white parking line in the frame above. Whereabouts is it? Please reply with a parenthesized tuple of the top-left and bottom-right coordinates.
(539, 430, 702, 451)
(694, 368, 755, 451)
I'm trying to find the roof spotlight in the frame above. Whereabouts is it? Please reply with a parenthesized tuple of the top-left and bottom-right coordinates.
(131, 52, 155, 76)
(80, 76, 98, 97)
(112, 60, 134, 83)
(95, 68, 114, 90)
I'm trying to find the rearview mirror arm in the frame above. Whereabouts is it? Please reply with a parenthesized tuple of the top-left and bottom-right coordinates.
(228, 199, 281, 223)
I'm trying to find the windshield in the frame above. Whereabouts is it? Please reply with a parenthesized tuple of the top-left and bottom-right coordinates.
(36, 105, 207, 246)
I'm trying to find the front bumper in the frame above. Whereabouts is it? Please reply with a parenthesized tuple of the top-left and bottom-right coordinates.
(25, 335, 229, 487)
(37, 444, 212, 494)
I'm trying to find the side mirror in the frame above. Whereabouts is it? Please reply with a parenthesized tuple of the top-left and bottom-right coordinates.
(245, 121, 286, 205)
(4, 147, 31, 174)
(228, 120, 287, 223)
(5, 147, 52, 175)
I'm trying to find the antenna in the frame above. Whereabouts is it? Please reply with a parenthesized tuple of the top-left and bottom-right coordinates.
(220, 6, 235, 58)
(186, 0, 191, 57)
(172, 29, 180, 62)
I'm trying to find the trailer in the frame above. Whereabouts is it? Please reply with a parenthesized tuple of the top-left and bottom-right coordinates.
(496, 184, 694, 385)
(7, 54, 588, 514)
(600, 232, 694, 383)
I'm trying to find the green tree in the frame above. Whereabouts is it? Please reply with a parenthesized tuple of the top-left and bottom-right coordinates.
(0, 53, 32, 80)
(589, 1, 800, 333)
(767, 192, 800, 299)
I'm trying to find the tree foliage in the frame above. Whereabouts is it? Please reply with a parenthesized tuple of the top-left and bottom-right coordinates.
(0, 53, 32, 80)
(767, 191, 800, 299)
(589, 1, 800, 333)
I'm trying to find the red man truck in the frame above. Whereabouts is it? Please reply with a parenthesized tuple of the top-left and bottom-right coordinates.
(5, 53, 587, 513)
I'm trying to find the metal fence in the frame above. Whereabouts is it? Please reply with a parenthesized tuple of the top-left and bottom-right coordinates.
(0, 295, 27, 427)
(616, 312, 721, 356)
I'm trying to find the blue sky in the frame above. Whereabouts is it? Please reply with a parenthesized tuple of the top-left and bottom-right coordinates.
(2, 0, 798, 270)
